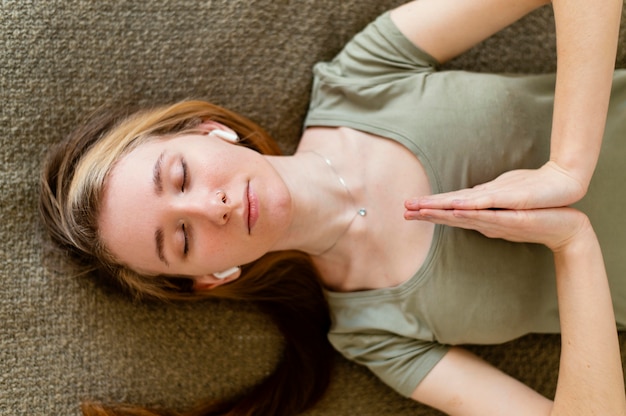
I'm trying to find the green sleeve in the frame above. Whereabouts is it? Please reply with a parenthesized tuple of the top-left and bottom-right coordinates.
(329, 330, 449, 397)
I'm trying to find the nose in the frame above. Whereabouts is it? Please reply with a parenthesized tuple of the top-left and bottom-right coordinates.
(179, 189, 231, 225)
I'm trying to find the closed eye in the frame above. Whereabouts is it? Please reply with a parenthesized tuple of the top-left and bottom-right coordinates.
(181, 158, 188, 192)
(182, 223, 189, 256)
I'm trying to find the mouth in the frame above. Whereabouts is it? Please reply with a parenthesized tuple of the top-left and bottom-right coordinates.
(245, 181, 259, 234)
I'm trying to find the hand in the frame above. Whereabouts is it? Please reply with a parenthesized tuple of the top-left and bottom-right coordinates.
(405, 206, 590, 252)
(406, 161, 586, 211)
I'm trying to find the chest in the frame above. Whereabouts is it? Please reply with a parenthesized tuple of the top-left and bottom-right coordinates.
(302, 127, 435, 291)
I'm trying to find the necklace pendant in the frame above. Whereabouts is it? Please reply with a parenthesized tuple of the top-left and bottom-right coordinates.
(358, 208, 367, 216)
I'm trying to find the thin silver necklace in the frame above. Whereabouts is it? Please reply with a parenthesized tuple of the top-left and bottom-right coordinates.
(310, 150, 367, 217)
(309, 150, 367, 256)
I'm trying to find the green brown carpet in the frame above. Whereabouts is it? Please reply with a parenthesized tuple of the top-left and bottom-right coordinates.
(2, 1, 625, 415)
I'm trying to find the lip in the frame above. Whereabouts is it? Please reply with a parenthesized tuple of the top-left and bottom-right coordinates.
(245, 182, 259, 234)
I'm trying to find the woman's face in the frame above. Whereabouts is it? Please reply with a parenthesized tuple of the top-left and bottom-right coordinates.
(98, 132, 292, 281)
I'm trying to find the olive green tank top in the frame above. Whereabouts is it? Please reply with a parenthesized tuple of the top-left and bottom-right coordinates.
(304, 12, 626, 397)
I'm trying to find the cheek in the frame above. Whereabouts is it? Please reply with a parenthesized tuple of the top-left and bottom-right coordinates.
(194, 152, 234, 183)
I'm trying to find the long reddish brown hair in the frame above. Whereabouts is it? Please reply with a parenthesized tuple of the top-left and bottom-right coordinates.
(40, 100, 334, 416)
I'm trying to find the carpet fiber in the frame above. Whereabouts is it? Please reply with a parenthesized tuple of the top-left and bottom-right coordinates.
(2, 1, 626, 415)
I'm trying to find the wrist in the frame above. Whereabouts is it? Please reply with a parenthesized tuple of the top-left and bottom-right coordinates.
(544, 159, 589, 200)
(550, 213, 594, 254)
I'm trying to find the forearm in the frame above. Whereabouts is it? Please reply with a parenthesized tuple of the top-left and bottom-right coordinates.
(407, 207, 625, 414)
(551, 223, 626, 415)
(549, 0, 622, 192)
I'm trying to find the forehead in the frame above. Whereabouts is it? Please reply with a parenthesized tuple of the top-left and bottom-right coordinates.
(121, 133, 206, 162)
(106, 132, 208, 193)
(97, 139, 164, 274)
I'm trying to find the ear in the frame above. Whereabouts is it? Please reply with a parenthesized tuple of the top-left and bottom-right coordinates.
(197, 121, 239, 142)
(192, 268, 242, 292)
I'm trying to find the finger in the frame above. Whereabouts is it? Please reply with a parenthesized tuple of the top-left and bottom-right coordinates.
(408, 208, 523, 239)
(404, 209, 423, 220)
(404, 208, 464, 221)
(405, 189, 481, 209)
(406, 208, 487, 228)
(407, 191, 499, 210)
(452, 209, 550, 243)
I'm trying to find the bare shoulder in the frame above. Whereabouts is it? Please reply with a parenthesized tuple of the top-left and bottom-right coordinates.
(299, 126, 415, 164)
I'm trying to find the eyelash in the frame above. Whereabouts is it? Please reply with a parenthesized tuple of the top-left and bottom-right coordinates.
(182, 223, 189, 256)
(181, 159, 188, 192)
(181, 158, 189, 256)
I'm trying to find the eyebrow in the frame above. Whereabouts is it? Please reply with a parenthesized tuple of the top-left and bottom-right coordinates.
(152, 151, 165, 195)
(153, 151, 169, 266)
(155, 227, 169, 267)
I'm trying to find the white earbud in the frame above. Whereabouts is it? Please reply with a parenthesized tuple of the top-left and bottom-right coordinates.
(213, 266, 241, 280)
(209, 129, 240, 142)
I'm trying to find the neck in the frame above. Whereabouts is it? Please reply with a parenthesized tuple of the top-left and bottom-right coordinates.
(265, 151, 364, 256)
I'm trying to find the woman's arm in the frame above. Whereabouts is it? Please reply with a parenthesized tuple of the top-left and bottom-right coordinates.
(395, 0, 622, 210)
(408, 207, 626, 415)
(390, 0, 550, 64)
(412, 347, 554, 415)
(548, 0, 622, 197)
(550, 221, 625, 415)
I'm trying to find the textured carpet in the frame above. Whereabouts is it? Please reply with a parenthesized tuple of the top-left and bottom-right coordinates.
(2, 1, 626, 415)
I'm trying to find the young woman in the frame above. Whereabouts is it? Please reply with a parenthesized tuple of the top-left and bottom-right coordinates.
(40, 0, 626, 415)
